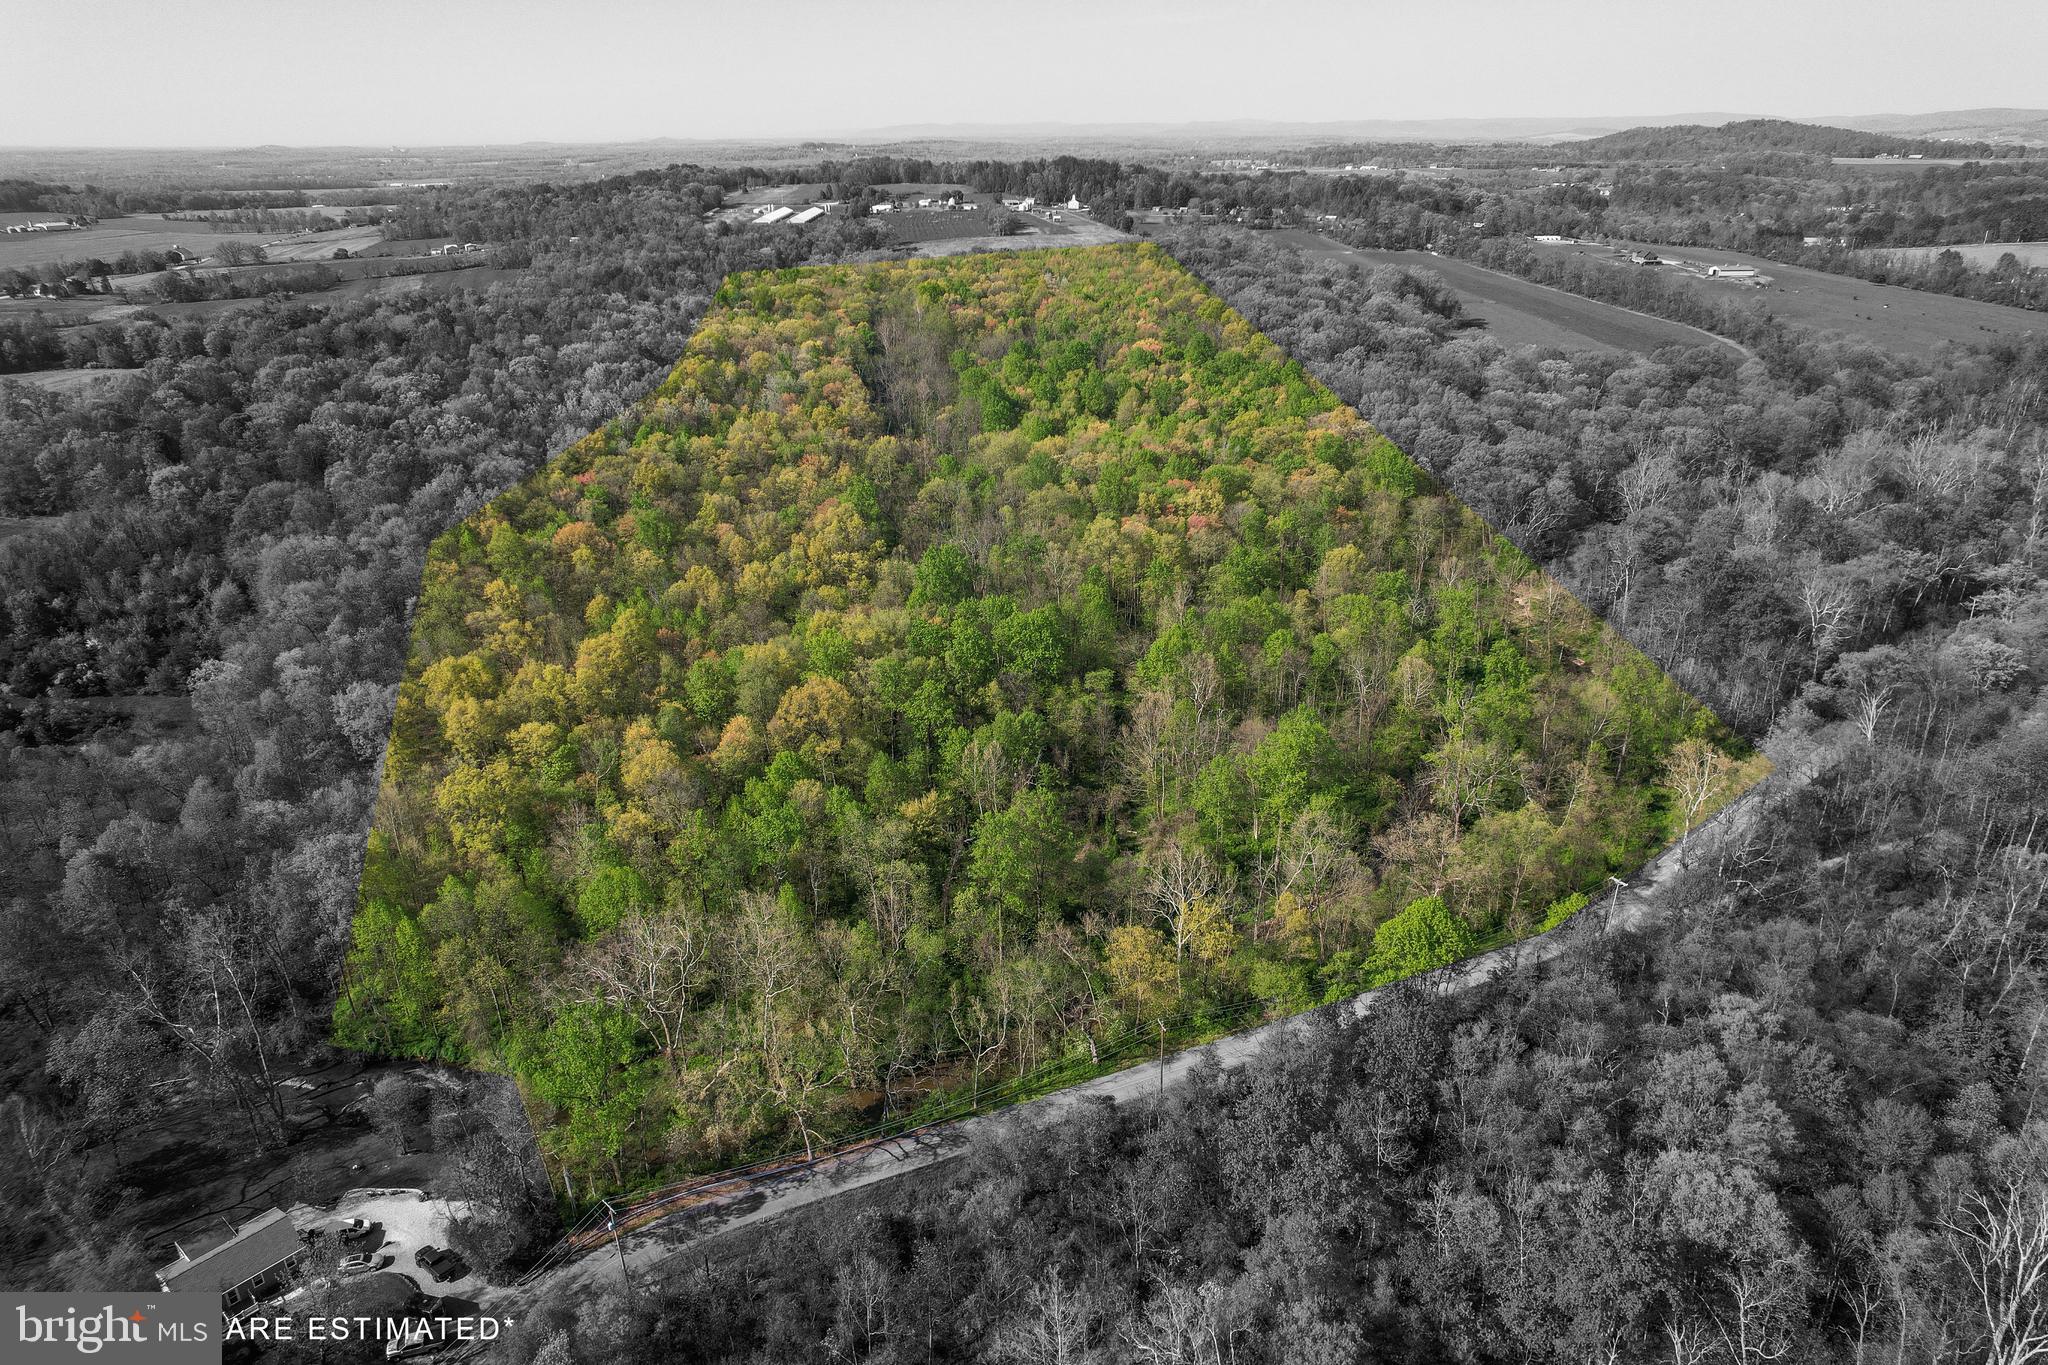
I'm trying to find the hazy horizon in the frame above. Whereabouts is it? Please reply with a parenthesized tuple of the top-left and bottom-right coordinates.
(3, 0, 2043, 147)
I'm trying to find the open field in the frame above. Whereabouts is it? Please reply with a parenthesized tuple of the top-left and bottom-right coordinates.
(319, 265, 525, 302)
(1860, 240, 2048, 268)
(123, 249, 494, 292)
(1532, 236, 2047, 357)
(251, 223, 388, 261)
(0, 293, 108, 324)
(0, 215, 387, 269)
(1263, 229, 1741, 355)
(2, 215, 264, 267)
(0, 514, 63, 541)
(0, 367, 141, 395)
(721, 183, 829, 207)
(0, 262, 526, 330)
(880, 208, 1059, 245)
(908, 216, 1128, 256)
(1829, 157, 1984, 168)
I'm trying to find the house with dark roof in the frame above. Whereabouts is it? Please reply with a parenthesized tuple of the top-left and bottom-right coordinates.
(155, 1207, 303, 1316)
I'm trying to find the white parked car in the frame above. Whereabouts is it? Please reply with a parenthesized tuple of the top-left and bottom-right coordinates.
(386, 1321, 442, 1359)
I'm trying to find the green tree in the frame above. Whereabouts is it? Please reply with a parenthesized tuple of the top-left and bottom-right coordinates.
(1364, 895, 1476, 984)
(511, 1002, 653, 1185)
(958, 787, 1073, 965)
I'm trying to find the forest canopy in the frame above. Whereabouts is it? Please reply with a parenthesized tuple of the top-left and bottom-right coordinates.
(338, 243, 1762, 1185)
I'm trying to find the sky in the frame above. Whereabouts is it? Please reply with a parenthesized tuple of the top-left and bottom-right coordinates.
(2, 0, 2044, 146)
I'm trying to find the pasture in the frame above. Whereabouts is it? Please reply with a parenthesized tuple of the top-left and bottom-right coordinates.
(909, 213, 1129, 257)
(0, 368, 140, 396)
(2, 216, 259, 268)
(722, 183, 828, 207)
(0, 215, 385, 269)
(0, 261, 527, 332)
(1861, 241, 2048, 269)
(880, 209, 1060, 245)
(1829, 157, 1982, 169)
(1265, 229, 1741, 356)
(1535, 237, 2046, 358)
(0, 514, 63, 542)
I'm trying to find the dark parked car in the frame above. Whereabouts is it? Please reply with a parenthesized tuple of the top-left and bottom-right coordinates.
(412, 1246, 467, 1283)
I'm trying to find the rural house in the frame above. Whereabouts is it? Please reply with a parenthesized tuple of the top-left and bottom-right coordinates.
(155, 1207, 304, 1316)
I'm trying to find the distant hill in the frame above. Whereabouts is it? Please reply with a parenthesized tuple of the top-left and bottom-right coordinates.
(1826, 108, 2048, 146)
(844, 115, 1762, 145)
(1568, 118, 2003, 161)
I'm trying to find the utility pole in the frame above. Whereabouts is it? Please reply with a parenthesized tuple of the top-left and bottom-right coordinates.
(603, 1199, 633, 1294)
(1602, 875, 1628, 934)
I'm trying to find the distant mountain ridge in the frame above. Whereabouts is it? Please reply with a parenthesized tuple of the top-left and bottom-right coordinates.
(1567, 117, 2008, 160)
(1826, 107, 2048, 145)
(841, 110, 2048, 149)
(844, 115, 1764, 144)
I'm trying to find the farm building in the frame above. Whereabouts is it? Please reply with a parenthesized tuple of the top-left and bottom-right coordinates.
(156, 1207, 303, 1316)
(1707, 264, 1759, 278)
(752, 206, 795, 226)
(787, 206, 826, 225)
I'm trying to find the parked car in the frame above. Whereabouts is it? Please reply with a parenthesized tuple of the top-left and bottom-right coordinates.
(338, 1252, 389, 1276)
(412, 1246, 467, 1282)
(384, 1321, 442, 1360)
(338, 1217, 378, 1241)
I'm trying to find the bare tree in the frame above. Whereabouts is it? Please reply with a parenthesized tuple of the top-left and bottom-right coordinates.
(1143, 840, 1229, 964)
(566, 908, 710, 1060)
(993, 1268, 1090, 1365)
(1118, 689, 1172, 820)
(1663, 737, 1739, 865)
(1938, 1176, 2048, 1365)
(1798, 558, 1860, 681)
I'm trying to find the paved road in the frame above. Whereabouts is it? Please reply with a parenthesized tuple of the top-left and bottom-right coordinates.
(504, 776, 1775, 1311)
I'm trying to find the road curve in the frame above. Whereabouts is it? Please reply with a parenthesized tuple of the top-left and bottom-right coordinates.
(505, 774, 1779, 1309)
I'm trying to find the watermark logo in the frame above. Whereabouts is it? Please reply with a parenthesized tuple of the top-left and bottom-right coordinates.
(4, 1294, 218, 1363)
